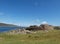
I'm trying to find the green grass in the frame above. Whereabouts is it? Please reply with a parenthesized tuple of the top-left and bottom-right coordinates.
(0, 30, 60, 44)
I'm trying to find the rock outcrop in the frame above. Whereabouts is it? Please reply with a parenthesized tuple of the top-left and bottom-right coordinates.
(7, 23, 54, 34)
(26, 25, 39, 31)
(40, 24, 54, 30)
(26, 24, 54, 31)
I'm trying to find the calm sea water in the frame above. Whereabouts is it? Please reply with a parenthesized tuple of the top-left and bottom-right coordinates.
(0, 27, 20, 32)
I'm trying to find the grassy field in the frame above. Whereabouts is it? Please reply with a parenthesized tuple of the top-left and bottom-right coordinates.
(0, 30, 60, 44)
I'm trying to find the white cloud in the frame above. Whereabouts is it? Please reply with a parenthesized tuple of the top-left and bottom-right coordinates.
(41, 21, 48, 24)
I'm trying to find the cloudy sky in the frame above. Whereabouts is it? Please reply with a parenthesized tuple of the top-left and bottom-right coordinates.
(0, 0, 60, 26)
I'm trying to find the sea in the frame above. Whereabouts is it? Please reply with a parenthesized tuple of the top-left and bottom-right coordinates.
(0, 26, 21, 32)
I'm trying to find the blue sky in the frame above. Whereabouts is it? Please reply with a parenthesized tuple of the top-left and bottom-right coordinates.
(0, 0, 60, 26)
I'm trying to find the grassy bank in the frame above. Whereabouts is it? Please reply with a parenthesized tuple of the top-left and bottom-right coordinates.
(0, 30, 60, 44)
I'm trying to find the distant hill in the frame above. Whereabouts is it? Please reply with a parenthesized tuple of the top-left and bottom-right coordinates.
(0, 23, 27, 32)
(54, 26, 60, 30)
(0, 23, 18, 27)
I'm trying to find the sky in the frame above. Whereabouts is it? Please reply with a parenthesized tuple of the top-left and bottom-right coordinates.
(0, 0, 60, 26)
